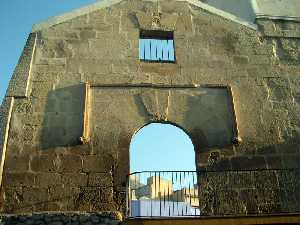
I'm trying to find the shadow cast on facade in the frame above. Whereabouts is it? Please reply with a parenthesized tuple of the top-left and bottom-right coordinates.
(184, 87, 236, 154)
(40, 85, 85, 149)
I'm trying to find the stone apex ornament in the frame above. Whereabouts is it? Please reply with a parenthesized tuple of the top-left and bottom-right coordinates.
(152, 12, 162, 29)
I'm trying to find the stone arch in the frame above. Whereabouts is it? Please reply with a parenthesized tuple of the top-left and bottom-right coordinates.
(129, 120, 197, 172)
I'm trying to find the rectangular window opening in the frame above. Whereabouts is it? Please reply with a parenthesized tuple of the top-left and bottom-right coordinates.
(139, 30, 175, 63)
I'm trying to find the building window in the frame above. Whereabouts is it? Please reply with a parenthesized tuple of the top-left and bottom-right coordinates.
(139, 30, 175, 63)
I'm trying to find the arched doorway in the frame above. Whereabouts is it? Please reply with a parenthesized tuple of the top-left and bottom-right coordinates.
(130, 122, 196, 172)
(128, 122, 200, 217)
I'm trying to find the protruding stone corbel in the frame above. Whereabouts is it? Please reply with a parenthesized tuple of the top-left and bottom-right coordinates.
(232, 136, 242, 145)
(80, 82, 90, 144)
(228, 86, 241, 146)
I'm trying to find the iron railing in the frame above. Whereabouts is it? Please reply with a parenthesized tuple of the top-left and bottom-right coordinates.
(126, 169, 300, 218)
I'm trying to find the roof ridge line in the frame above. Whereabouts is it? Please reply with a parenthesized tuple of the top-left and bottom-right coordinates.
(256, 14, 300, 21)
(186, 0, 257, 30)
(32, 0, 123, 32)
(32, 0, 259, 32)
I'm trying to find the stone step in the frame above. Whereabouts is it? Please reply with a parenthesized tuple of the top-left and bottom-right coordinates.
(121, 214, 300, 225)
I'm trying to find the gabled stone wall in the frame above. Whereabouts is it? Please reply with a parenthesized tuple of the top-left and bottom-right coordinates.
(0, 0, 299, 215)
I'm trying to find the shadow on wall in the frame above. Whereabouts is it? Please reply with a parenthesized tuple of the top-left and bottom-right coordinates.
(207, 138, 300, 171)
(198, 167, 300, 215)
(41, 84, 85, 149)
(184, 87, 236, 152)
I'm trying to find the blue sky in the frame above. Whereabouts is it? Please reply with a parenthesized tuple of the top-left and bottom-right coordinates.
(0, 0, 98, 105)
(130, 123, 195, 172)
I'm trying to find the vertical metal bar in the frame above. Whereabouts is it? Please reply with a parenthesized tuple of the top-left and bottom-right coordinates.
(168, 179, 170, 217)
(149, 39, 151, 60)
(150, 171, 152, 217)
(163, 174, 166, 213)
(135, 173, 137, 192)
(159, 171, 162, 217)
(154, 171, 157, 200)
(156, 41, 158, 60)
(185, 187, 187, 216)
(143, 40, 145, 60)
(189, 173, 192, 211)
(181, 183, 184, 216)
(179, 172, 182, 188)
(154, 171, 157, 218)
(193, 172, 196, 216)
(127, 174, 131, 217)
(176, 172, 179, 216)
(179, 172, 182, 216)
(172, 172, 174, 216)
(167, 40, 170, 60)
(183, 171, 186, 216)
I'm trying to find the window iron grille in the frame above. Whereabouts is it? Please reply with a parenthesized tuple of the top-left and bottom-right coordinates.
(139, 30, 175, 62)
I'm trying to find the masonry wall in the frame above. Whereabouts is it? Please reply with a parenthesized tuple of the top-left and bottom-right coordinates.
(0, 0, 299, 215)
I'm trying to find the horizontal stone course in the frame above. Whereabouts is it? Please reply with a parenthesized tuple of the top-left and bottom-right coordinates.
(199, 168, 300, 215)
(0, 212, 121, 225)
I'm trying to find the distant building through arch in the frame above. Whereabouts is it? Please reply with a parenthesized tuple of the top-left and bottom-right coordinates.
(129, 122, 199, 217)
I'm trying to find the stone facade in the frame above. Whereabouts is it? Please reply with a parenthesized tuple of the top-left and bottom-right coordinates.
(0, 0, 299, 219)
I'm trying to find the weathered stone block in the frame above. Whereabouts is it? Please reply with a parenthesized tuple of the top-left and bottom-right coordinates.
(30, 154, 57, 173)
(36, 58, 66, 66)
(239, 189, 260, 214)
(120, 12, 139, 30)
(175, 15, 193, 34)
(139, 62, 179, 76)
(207, 159, 232, 171)
(47, 186, 80, 202)
(22, 187, 49, 204)
(88, 172, 113, 187)
(32, 65, 66, 75)
(79, 29, 96, 40)
(31, 81, 54, 97)
(95, 23, 114, 34)
(22, 124, 36, 143)
(254, 170, 278, 190)
(5, 155, 30, 172)
(82, 155, 110, 173)
(215, 189, 244, 215)
(231, 156, 267, 170)
(71, 15, 88, 29)
(233, 55, 249, 65)
(281, 154, 300, 169)
(3, 172, 35, 187)
(61, 173, 88, 187)
(58, 154, 82, 173)
(135, 12, 152, 30)
(74, 186, 114, 209)
(34, 172, 62, 187)
(249, 54, 271, 65)
(265, 155, 283, 169)
(13, 99, 33, 114)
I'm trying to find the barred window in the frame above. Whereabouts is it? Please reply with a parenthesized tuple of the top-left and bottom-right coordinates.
(139, 30, 175, 62)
